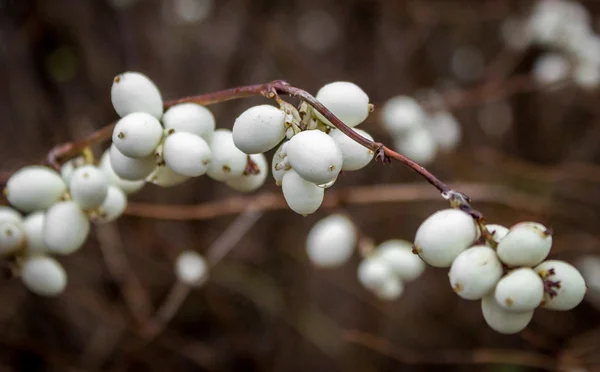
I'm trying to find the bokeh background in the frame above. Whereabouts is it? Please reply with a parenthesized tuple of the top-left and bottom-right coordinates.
(2, 0, 600, 371)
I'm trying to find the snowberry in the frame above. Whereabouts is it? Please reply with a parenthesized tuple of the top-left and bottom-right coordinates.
(281, 170, 324, 215)
(427, 112, 462, 151)
(163, 131, 212, 177)
(314, 81, 370, 128)
(112, 112, 163, 158)
(373, 275, 404, 300)
(206, 129, 248, 181)
(375, 239, 425, 282)
(5, 166, 67, 213)
(162, 103, 215, 141)
(99, 150, 145, 194)
(43, 201, 90, 255)
(573, 61, 600, 89)
(109, 144, 156, 181)
(232, 105, 286, 154)
(95, 186, 127, 223)
(226, 153, 268, 192)
(535, 260, 586, 311)
(413, 209, 478, 268)
(328, 128, 374, 171)
(69, 165, 109, 210)
(0, 206, 21, 225)
(496, 222, 552, 267)
(393, 127, 438, 165)
(481, 293, 533, 334)
(175, 250, 209, 286)
(358, 256, 395, 291)
(147, 165, 189, 187)
(21, 256, 67, 296)
(449, 245, 503, 300)
(286, 130, 343, 185)
(111, 71, 163, 119)
(22, 211, 47, 255)
(381, 96, 426, 135)
(533, 53, 569, 86)
(60, 156, 86, 183)
(306, 214, 356, 268)
(271, 143, 289, 186)
(494, 268, 544, 312)
(485, 224, 509, 244)
(0, 222, 24, 255)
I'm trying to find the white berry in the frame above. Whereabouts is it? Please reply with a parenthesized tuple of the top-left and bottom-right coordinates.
(373, 275, 404, 300)
(109, 144, 156, 181)
(21, 256, 67, 296)
(162, 103, 215, 141)
(427, 112, 462, 151)
(112, 112, 163, 158)
(5, 166, 67, 213)
(486, 224, 509, 244)
(22, 211, 47, 255)
(44, 201, 90, 255)
(481, 293, 533, 334)
(328, 128, 374, 171)
(163, 131, 212, 177)
(375, 239, 425, 282)
(393, 127, 438, 165)
(60, 156, 86, 183)
(111, 71, 163, 119)
(147, 165, 189, 187)
(95, 186, 127, 223)
(69, 165, 109, 210)
(358, 256, 394, 291)
(281, 170, 324, 215)
(314, 82, 370, 128)
(0, 222, 24, 256)
(413, 209, 478, 268)
(306, 214, 356, 268)
(0, 206, 22, 225)
(99, 150, 145, 194)
(226, 153, 268, 192)
(494, 268, 544, 312)
(233, 105, 286, 154)
(206, 129, 248, 181)
(175, 250, 209, 286)
(286, 130, 343, 185)
(496, 222, 552, 267)
(535, 260, 586, 311)
(380, 96, 426, 135)
(449, 245, 503, 300)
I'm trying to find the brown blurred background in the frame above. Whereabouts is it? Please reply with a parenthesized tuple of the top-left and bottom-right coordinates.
(2, 0, 600, 371)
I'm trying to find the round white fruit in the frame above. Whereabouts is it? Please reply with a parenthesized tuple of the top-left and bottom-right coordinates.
(380, 96, 426, 135)
(109, 144, 156, 181)
(393, 127, 438, 165)
(358, 256, 394, 291)
(375, 239, 425, 281)
(175, 250, 209, 286)
(413, 209, 478, 268)
(162, 103, 215, 141)
(0, 222, 24, 255)
(0, 206, 21, 225)
(314, 82, 370, 128)
(286, 130, 343, 185)
(497, 222, 552, 267)
(427, 112, 462, 151)
(21, 256, 67, 296)
(147, 166, 189, 187)
(99, 150, 145, 194)
(60, 156, 86, 183)
(163, 132, 212, 177)
(43, 201, 90, 255)
(22, 211, 47, 255)
(226, 153, 268, 192)
(535, 260, 586, 311)
(486, 224, 509, 244)
(481, 294, 533, 334)
(112, 112, 163, 158)
(306, 214, 356, 268)
(206, 129, 248, 181)
(95, 186, 127, 223)
(281, 170, 324, 215)
(374, 275, 404, 300)
(328, 128, 374, 171)
(69, 165, 109, 210)
(111, 71, 163, 119)
(449, 245, 503, 300)
(232, 105, 286, 154)
(5, 166, 67, 213)
(495, 268, 544, 312)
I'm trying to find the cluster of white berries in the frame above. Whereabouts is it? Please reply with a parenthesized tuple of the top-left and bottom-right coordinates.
(414, 209, 586, 334)
(502, 0, 600, 89)
(380, 96, 461, 165)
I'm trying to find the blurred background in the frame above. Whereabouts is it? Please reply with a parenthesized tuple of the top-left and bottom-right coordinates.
(2, 0, 600, 371)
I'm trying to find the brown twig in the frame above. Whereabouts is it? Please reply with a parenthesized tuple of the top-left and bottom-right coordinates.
(344, 329, 559, 371)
